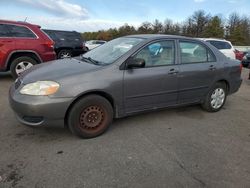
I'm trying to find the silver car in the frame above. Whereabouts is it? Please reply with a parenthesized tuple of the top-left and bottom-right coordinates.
(9, 35, 242, 138)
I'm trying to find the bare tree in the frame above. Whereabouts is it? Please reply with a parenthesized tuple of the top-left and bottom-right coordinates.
(138, 21, 153, 34)
(152, 19, 163, 33)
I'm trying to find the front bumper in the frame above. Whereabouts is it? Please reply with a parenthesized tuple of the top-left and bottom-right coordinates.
(9, 84, 73, 127)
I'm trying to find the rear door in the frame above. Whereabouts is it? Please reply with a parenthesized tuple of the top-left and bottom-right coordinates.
(123, 40, 179, 114)
(6, 24, 38, 52)
(178, 40, 218, 104)
(0, 24, 15, 70)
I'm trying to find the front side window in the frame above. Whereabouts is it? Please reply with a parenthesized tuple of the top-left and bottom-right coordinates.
(133, 40, 175, 67)
(0, 24, 10, 37)
(7, 25, 36, 38)
(180, 41, 215, 64)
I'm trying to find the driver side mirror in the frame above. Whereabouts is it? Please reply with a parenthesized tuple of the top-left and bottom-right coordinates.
(127, 58, 145, 69)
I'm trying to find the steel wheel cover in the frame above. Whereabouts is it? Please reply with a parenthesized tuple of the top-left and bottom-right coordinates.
(78, 105, 107, 133)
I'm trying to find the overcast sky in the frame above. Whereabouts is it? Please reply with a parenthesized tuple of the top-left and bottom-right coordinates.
(0, 0, 249, 32)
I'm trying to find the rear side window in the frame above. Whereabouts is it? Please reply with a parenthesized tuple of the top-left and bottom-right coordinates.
(55, 31, 82, 41)
(43, 30, 57, 40)
(0, 24, 10, 37)
(7, 25, 36, 38)
(180, 41, 216, 64)
(207, 40, 232, 50)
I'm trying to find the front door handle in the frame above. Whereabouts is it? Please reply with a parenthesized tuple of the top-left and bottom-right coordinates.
(168, 69, 179, 75)
(209, 65, 216, 71)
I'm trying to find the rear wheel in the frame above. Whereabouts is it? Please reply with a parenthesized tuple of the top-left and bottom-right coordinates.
(202, 82, 227, 112)
(58, 49, 72, 59)
(68, 95, 113, 138)
(10, 56, 37, 78)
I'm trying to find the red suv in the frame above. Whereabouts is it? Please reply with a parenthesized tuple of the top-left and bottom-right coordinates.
(0, 20, 56, 78)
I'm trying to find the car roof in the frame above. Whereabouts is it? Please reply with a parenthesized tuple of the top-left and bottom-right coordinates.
(0, 19, 40, 27)
(87, 40, 106, 41)
(123, 34, 194, 40)
(197, 38, 231, 43)
(43, 29, 78, 33)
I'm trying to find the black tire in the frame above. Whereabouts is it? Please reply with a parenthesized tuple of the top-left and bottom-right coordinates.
(10, 56, 37, 78)
(68, 95, 113, 138)
(202, 82, 227, 112)
(58, 49, 72, 59)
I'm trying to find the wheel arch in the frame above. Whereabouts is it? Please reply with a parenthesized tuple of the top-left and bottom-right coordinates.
(56, 47, 73, 53)
(215, 79, 230, 93)
(6, 51, 42, 70)
(64, 90, 115, 127)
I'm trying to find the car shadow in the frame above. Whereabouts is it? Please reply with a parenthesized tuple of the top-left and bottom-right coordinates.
(0, 72, 13, 80)
(111, 104, 205, 130)
(11, 105, 204, 141)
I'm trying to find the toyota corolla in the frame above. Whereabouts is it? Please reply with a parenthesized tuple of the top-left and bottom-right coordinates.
(9, 35, 242, 138)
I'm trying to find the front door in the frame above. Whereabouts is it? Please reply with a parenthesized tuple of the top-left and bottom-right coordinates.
(123, 40, 179, 114)
(0, 24, 15, 70)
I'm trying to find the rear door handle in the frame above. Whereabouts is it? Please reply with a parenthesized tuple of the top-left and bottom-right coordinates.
(209, 65, 216, 71)
(168, 69, 179, 75)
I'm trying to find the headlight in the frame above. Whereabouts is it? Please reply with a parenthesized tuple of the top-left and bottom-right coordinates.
(20, 81, 60, 96)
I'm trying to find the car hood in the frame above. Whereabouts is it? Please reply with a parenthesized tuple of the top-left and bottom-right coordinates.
(20, 58, 102, 84)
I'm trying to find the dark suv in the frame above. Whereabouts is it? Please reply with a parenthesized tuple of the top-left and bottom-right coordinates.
(43, 30, 87, 59)
(0, 20, 56, 78)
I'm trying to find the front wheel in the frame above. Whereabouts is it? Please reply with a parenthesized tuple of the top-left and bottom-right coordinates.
(202, 82, 227, 112)
(68, 95, 113, 138)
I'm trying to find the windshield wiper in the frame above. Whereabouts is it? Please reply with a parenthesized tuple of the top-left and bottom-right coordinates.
(81, 56, 100, 65)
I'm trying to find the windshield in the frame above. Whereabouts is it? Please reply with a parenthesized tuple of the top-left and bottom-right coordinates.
(82, 37, 144, 65)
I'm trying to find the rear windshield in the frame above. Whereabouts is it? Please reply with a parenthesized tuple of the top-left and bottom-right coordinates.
(43, 30, 83, 41)
(207, 40, 232, 50)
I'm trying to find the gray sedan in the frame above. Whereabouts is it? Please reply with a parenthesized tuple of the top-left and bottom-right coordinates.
(9, 35, 242, 138)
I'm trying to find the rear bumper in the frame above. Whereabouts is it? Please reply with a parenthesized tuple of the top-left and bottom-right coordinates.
(242, 60, 250, 68)
(72, 48, 86, 56)
(9, 84, 73, 127)
(229, 78, 242, 94)
(41, 52, 57, 62)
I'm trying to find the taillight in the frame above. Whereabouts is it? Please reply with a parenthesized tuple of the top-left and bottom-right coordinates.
(44, 40, 54, 48)
(234, 50, 237, 59)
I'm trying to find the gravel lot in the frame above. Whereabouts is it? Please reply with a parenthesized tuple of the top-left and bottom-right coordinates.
(0, 69, 250, 188)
